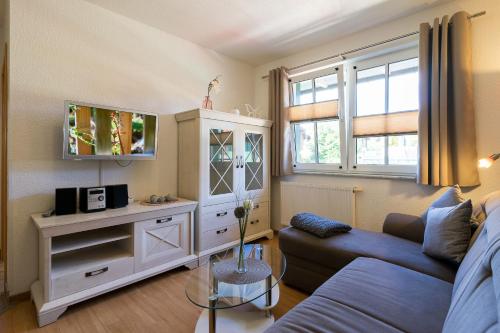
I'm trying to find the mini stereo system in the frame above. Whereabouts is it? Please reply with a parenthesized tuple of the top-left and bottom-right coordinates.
(54, 184, 128, 215)
(80, 187, 106, 213)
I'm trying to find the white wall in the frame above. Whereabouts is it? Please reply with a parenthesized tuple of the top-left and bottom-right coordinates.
(7, 0, 254, 295)
(254, 0, 500, 231)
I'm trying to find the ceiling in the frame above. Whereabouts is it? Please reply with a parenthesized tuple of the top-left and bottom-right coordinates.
(85, 0, 450, 65)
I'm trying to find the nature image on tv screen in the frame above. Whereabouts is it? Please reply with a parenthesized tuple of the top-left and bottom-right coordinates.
(67, 103, 157, 157)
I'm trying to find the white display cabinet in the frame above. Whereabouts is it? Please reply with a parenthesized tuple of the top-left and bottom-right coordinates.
(175, 109, 273, 260)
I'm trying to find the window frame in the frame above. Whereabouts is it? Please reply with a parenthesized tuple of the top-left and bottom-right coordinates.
(289, 46, 419, 177)
(290, 66, 348, 173)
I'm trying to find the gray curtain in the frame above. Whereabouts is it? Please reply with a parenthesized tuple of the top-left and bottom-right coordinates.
(269, 67, 292, 177)
(418, 11, 479, 187)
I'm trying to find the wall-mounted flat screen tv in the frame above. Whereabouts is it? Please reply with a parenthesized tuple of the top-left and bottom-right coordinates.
(63, 101, 158, 160)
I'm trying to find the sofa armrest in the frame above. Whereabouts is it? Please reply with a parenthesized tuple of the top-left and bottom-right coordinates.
(383, 213, 425, 244)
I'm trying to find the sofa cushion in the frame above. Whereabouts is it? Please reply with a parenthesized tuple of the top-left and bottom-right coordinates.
(443, 195, 500, 333)
(315, 258, 453, 333)
(423, 200, 472, 264)
(421, 185, 465, 224)
(290, 212, 351, 238)
(265, 293, 403, 333)
(269, 257, 453, 333)
(280, 226, 457, 282)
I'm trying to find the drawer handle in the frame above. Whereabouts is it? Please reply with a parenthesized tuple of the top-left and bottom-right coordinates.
(216, 212, 228, 217)
(157, 217, 173, 224)
(85, 267, 108, 277)
(216, 228, 228, 234)
(250, 219, 260, 225)
(254, 204, 260, 209)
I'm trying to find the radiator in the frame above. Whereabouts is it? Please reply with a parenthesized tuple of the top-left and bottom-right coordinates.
(280, 181, 360, 227)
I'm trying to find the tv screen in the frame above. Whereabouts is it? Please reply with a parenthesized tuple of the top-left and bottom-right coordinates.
(63, 101, 158, 160)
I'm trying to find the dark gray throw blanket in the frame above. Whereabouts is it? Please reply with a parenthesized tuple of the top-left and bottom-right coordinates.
(290, 212, 351, 238)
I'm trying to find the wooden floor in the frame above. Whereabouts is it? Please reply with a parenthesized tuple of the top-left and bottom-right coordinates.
(0, 236, 308, 333)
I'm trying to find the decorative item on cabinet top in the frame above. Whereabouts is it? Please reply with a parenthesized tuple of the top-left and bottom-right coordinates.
(245, 104, 262, 118)
(175, 108, 272, 128)
(201, 75, 221, 110)
(142, 194, 178, 205)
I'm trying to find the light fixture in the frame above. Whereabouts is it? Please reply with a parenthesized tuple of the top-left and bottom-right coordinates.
(478, 153, 500, 168)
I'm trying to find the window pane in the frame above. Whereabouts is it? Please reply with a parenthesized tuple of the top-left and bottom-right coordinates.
(356, 66, 386, 116)
(294, 122, 316, 163)
(314, 74, 338, 102)
(293, 80, 313, 105)
(388, 134, 418, 165)
(389, 58, 418, 113)
(356, 137, 385, 165)
(317, 120, 340, 164)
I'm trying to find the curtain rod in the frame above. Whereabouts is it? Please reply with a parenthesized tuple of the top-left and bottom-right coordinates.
(261, 10, 486, 79)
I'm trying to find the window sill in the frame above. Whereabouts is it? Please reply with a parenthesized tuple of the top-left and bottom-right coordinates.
(292, 168, 416, 180)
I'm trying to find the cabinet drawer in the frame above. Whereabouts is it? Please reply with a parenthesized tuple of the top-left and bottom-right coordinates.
(198, 223, 239, 251)
(199, 202, 238, 233)
(52, 256, 133, 300)
(248, 201, 269, 221)
(134, 213, 190, 272)
(246, 215, 269, 236)
(246, 201, 269, 236)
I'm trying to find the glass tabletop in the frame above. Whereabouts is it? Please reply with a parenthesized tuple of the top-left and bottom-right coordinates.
(185, 244, 286, 310)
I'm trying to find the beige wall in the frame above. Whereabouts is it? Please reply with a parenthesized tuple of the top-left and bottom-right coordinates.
(7, 0, 254, 295)
(254, 0, 500, 231)
(0, 0, 8, 257)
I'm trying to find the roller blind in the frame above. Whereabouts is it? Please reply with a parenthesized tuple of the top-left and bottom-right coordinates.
(352, 110, 419, 137)
(289, 100, 339, 122)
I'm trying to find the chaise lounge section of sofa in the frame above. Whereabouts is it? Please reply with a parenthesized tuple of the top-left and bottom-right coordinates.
(279, 212, 457, 293)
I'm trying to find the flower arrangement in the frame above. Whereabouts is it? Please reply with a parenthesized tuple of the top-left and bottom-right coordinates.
(234, 197, 254, 273)
(202, 75, 221, 110)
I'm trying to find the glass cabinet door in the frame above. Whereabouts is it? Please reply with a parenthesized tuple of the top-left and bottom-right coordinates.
(244, 132, 264, 191)
(209, 129, 234, 196)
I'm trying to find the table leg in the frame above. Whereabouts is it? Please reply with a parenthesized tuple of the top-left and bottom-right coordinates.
(266, 275, 272, 307)
(209, 268, 218, 333)
(209, 297, 217, 333)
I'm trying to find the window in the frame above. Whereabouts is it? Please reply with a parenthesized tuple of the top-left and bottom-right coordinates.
(351, 53, 419, 174)
(290, 47, 418, 176)
(291, 68, 345, 170)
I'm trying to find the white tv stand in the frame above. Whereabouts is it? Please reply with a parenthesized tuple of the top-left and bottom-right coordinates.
(30, 199, 197, 327)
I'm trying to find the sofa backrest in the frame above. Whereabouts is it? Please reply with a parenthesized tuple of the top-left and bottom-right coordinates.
(443, 192, 500, 333)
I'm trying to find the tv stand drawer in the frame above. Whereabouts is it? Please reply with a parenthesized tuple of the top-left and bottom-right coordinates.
(134, 213, 190, 272)
(51, 256, 133, 300)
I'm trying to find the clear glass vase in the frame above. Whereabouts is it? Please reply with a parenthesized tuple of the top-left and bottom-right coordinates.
(236, 239, 247, 274)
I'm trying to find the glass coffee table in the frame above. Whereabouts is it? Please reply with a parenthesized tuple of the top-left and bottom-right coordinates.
(185, 244, 286, 333)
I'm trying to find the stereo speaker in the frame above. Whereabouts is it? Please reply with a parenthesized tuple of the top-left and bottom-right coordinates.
(105, 184, 129, 209)
(55, 187, 77, 216)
